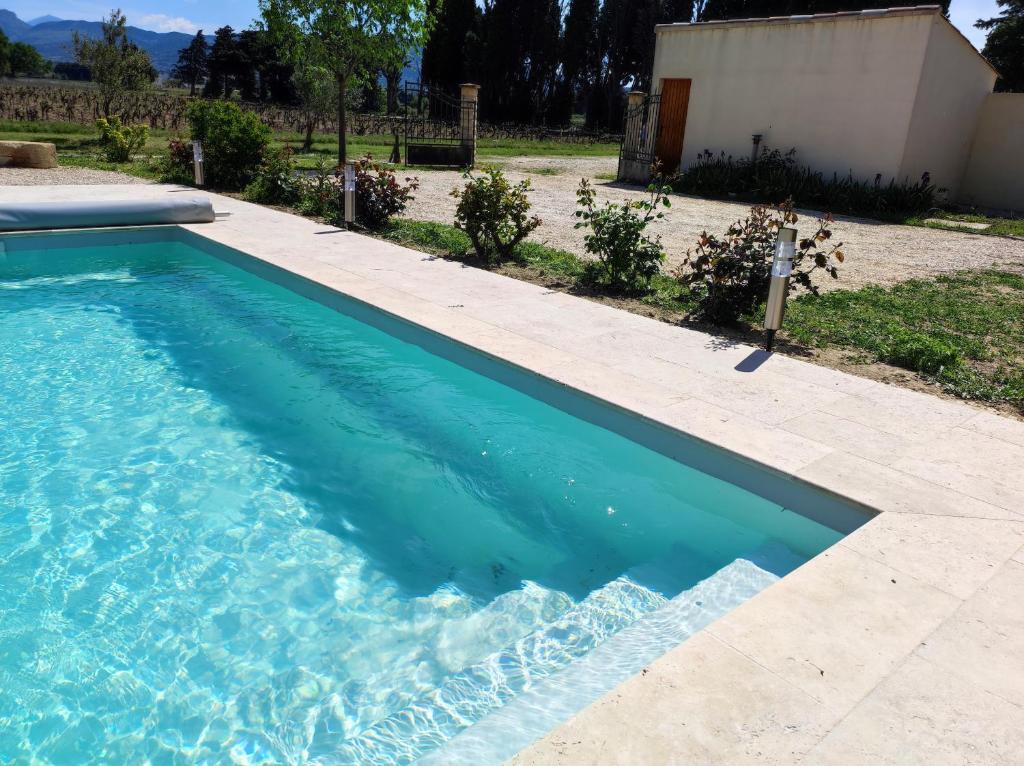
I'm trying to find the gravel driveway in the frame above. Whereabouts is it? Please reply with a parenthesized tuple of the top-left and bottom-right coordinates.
(405, 155, 1024, 291)
(0, 167, 150, 186)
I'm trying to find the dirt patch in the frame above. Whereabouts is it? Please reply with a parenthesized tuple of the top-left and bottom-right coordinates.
(405, 155, 1024, 292)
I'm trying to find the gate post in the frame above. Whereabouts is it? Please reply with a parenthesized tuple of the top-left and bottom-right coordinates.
(618, 90, 651, 184)
(459, 83, 480, 167)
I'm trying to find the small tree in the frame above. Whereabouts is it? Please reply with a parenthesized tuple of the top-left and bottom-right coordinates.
(172, 30, 209, 96)
(678, 200, 844, 326)
(292, 61, 338, 151)
(72, 10, 156, 116)
(451, 168, 542, 262)
(574, 178, 669, 291)
(260, 0, 433, 164)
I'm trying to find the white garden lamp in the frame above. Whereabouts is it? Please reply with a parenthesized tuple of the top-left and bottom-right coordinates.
(764, 226, 797, 352)
(343, 162, 356, 228)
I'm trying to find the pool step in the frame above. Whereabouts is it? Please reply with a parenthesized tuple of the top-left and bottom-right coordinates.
(332, 576, 668, 765)
(337, 557, 783, 765)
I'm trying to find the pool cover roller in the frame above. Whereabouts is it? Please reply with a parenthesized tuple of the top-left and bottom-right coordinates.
(0, 197, 216, 231)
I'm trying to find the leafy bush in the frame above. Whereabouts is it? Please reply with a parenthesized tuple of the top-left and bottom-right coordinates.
(186, 100, 271, 190)
(294, 156, 339, 219)
(160, 137, 195, 183)
(574, 178, 669, 291)
(674, 148, 939, 220)
(678, 199, 844, 325)
(451, 168, 541, 262)
(245, 147, 301, 206)
(354, 155, 418, 230)
(95, 116, 148, 162)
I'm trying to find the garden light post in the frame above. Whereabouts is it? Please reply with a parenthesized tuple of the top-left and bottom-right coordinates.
(343, 161, 355, 229)
(764, 226, 797, 352)
(192, 140, 204, 187)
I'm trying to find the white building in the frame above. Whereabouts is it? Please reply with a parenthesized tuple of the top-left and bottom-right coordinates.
(620, 6, 1024, 212)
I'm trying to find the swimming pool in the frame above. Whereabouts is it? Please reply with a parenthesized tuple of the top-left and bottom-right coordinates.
(0, 227, 869, 764)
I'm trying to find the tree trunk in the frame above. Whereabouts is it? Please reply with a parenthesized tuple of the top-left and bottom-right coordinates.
(337, 74, 348, 165)
(303, 117, 314, 152)
(385, 68, 401, 115)
(189, 79, 196, 97)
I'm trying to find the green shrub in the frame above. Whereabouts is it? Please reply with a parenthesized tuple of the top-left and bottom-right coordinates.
(159, 137, 194, 183)
(354, 156, 418, 230)
(451, 168, 541, 262)
(674, 148, 939, 220)
(244, 147, 301, 206)
(294, 156, 339, 219)
(186, 100, 271, 190)
(678, 199, 844, 325)
(574, 178, 669, 291)
(95, 116, 148, 162)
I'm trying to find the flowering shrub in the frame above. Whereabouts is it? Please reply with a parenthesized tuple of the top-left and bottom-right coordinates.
(678, 199, 845, 325)
(95, 116, 148, 162)
(574, 179, 670, 291)
(451, 168, 541, 262)
(352, 155, 418, 229)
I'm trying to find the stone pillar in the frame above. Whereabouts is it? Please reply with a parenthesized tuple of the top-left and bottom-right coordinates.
(460, 83, 481, 167)
(618, 91, 650, 183)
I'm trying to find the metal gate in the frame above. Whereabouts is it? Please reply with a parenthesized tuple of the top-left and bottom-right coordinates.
(403, 82, 476, 167)
(618, 93, 661, 182)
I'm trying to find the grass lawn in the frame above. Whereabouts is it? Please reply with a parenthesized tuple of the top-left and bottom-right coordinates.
(906, 210, 1024, 238)
(382, 219, 1024, 411)
(0, 119, 619, 178)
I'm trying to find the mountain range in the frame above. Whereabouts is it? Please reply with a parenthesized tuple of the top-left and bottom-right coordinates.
(0, 9, 203, 73)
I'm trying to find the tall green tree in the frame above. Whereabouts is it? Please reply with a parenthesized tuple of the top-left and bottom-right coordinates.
(551, 0, 600, 124)
(72, 10, 157, 116)
(260, 0, 433, 164)
(0, 30, 10, 76)
(172, 30, 209, 96)
(478, 0, 561, 122)
(204, 26, 244, 98)
(420, 0, 478, 88)
(9, 42, 50, 77)
(978, 0, 1024, 92)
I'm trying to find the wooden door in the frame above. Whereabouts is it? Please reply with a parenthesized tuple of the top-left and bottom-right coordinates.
(655, 78, 691, 174)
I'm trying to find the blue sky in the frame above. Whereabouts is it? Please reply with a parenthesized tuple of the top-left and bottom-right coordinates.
(3, 0, 1004, 49)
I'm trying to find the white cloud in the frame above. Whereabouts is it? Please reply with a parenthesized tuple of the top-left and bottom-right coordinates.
(136, 13, 200, 34)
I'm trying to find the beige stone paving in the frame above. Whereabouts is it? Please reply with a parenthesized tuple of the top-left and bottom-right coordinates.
(3, 184, 1024, 765)
(408, 155, 1024, 291)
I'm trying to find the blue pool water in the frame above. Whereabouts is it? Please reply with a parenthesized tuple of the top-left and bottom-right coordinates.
(0, 230, 858, 764)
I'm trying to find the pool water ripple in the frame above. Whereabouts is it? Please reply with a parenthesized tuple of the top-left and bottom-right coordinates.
(0, 236, 844, 764)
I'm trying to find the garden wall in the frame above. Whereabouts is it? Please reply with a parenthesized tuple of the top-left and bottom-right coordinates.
(958, 93, 1024, 214)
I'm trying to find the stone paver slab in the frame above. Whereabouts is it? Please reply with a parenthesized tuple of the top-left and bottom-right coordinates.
(801, 655, 1024, 765)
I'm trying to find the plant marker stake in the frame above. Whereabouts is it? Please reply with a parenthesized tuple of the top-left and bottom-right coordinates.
(764, 226, 797, 352)
(344, 162, 356, 229)
(192, 140, 205, 187)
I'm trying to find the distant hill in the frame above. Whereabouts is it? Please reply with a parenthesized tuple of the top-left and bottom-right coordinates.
(28, 15, 63, 26)
(0, 10, 205, 73)
(0, 9, 30, 37)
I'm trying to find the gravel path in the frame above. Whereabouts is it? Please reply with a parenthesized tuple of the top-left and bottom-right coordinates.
(0, 167, 150, 186)
(405, 155, 1024, 291)
(4, 160, 1021, 292)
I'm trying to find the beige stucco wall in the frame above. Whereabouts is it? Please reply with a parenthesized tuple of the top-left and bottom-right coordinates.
(958, 93, 1024, 213)
(900, 19, 997, 199)
(651, 9, 990, 192)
